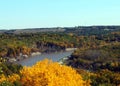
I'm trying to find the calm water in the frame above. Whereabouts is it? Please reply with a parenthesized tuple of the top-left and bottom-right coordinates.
(17, 51, 73, 66)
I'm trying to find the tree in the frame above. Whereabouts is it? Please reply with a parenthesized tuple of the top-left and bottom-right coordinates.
(20, 59, 90, 86)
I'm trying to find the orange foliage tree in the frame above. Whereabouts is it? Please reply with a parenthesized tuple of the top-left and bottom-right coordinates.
(20, 59, 90, 86)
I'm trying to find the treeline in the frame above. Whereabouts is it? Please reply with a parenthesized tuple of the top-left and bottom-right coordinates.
(0, 31, 120, 59)
(0, 33, 78, 58)
(64, 31, 120, 85)
(1, 32, 110, 58)
(0, 26, 120, 58)
(65, 26, 120, 36)
(66, 43, 120, 71)
(1, 26, 120, 35)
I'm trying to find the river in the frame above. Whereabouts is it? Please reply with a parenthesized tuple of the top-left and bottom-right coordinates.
(17, 51, 73, 66)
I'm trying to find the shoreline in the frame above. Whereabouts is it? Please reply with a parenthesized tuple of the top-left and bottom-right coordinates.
(8, 48, 77, 63)
(17, 50, 74, 62)
(16, 50, 74, 66)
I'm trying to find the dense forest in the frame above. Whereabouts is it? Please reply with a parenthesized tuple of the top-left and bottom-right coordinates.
(0, 26, 120, 86)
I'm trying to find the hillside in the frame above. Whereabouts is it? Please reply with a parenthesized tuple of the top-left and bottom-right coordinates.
(0, 27, 120, 86)
(0, 26, 120, 35)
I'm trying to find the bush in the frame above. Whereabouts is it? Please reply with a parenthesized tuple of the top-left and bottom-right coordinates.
(20, 59, 90, 86)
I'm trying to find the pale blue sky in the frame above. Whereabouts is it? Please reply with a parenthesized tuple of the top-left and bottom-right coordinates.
(0, 0, 120, 29)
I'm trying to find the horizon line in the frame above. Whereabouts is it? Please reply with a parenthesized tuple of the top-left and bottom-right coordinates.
(1, 25, 120, 30)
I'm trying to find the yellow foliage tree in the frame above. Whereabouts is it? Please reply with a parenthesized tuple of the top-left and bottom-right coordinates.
(20, 59, 90, 86)
(0, 59, 90, 86)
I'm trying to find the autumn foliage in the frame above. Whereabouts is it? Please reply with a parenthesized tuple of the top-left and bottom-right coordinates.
(20, 59, 89, 86)
(0, 59, 90, 86)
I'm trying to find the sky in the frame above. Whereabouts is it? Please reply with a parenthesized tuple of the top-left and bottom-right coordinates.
(0, 0, 120, 29)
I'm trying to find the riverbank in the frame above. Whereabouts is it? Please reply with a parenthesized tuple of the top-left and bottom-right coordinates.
(16, 51, 74, 66)
(8, 52, 42, 62)
(8, 48, 77, 63)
